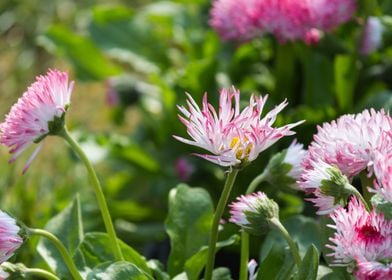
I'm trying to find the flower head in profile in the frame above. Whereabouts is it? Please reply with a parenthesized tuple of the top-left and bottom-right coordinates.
(229, 191, 279, 235)
(300, 161, 356, 215)
(0, 211, 23, 264)
(0, 69, 74, 173)
(327, 197, 392, 273)
(174, 87, 302, 168)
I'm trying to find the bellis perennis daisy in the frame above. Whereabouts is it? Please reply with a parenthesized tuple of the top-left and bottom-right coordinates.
(327, 197, 392, 279)
(0, 211, 23, 264)
(0, 69, 73, 173)
(174, 87, 303, 168)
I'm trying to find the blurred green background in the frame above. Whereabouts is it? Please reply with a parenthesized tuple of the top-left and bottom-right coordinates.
(1, 0, 392, 275)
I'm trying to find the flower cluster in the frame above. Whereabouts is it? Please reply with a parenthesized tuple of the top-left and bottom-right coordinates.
(174, 87, 302, 168)
(0, 69, 74, 173)
(299, 109, 392, 214)
(209, 0, 356, 43)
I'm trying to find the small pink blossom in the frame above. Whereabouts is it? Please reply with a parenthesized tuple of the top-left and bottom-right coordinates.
(327, 197, 392, 270)
(0, 69, 74, 173)
(174, 87, 302, 167)
(360, 17, 384, 55)
(248, 259, 258, 280)
(175, 157, 194, 182)
(0, 268, 8, 280)
(0, 211, 23, 264)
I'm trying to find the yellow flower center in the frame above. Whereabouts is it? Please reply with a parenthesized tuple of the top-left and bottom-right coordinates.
(230, 136, 253, 161)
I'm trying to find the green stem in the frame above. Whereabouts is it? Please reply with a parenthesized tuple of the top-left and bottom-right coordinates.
(27, 228, 82, 280)
(59, 127, 124, 261)
(239, 231, 249, 280)
(350, 186, 371, 212)
(270, 218, 301, 267)
(204, 169, 239, 280)
(24, 268, 60, 280)
(246, 170, 268, 194)
(238, 170, 268, 280)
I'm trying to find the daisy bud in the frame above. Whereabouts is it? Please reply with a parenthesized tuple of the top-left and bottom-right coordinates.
(229, 192, 279, 236)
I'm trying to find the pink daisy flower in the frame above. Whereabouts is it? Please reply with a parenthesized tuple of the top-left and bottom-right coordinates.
(300, 109, 392, 213)
(0, 69, 74, 173)
(174, 87, 302, 167)
(327, 197, 392, 271)
(355, 260, 392, 280)
(0, 211, 23, 264)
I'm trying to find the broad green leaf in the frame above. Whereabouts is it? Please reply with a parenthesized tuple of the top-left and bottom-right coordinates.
(88, 5, 168, 73)
(258, 244, 294, 280)
(295, 244, 319, 280)
(147, 260, 170, 280)
(165, 184, 214, 277)
(359, 90, 392, 111)
(38, 25, 121, 81)
(371, 193, 392, 220)
(184, 234, 239, 280)
(301, 49, 334, 107)
(86, 261, 151, 280)
(212, 267, 232, 280)
(37, 195, 84, 279)
(260, 215, 322, 261)
(334, 54, 358, 111)
(73, 232, 152, 277)
(112, 143, 159, 172)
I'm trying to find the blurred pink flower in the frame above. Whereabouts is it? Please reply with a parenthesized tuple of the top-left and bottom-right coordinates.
(0, 69, 73, 173)
(175, 157, 194, 182)
(174, 87, 302, 167)
(360, 16, 384, 55)
(327, 197, 392, 272)
(209, 0, 356, 43)
(0, 268, 8, 280)
(105, 80, 119, 107)
(0, 211, 23, 264)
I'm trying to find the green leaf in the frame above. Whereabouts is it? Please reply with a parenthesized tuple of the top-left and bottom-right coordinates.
(147, 260, 170, 280)
(258, 244, 294, 280)
(334, 54, 358, 111)
(73, 232, 152, 277)
(88, 5, 169, 73)
(260, 215, 322, 261)
(295, 245, 319, 280)
(371, 194, 392, 220)
(38, 25, 121, 81)
(86, 261, 151, 280)
(37, 195, 84, 278)
(212, 267, 232, 280)
(185, 234, 239, 280)
(165, 184, 214, 277)
(301, 49, 334, 107)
